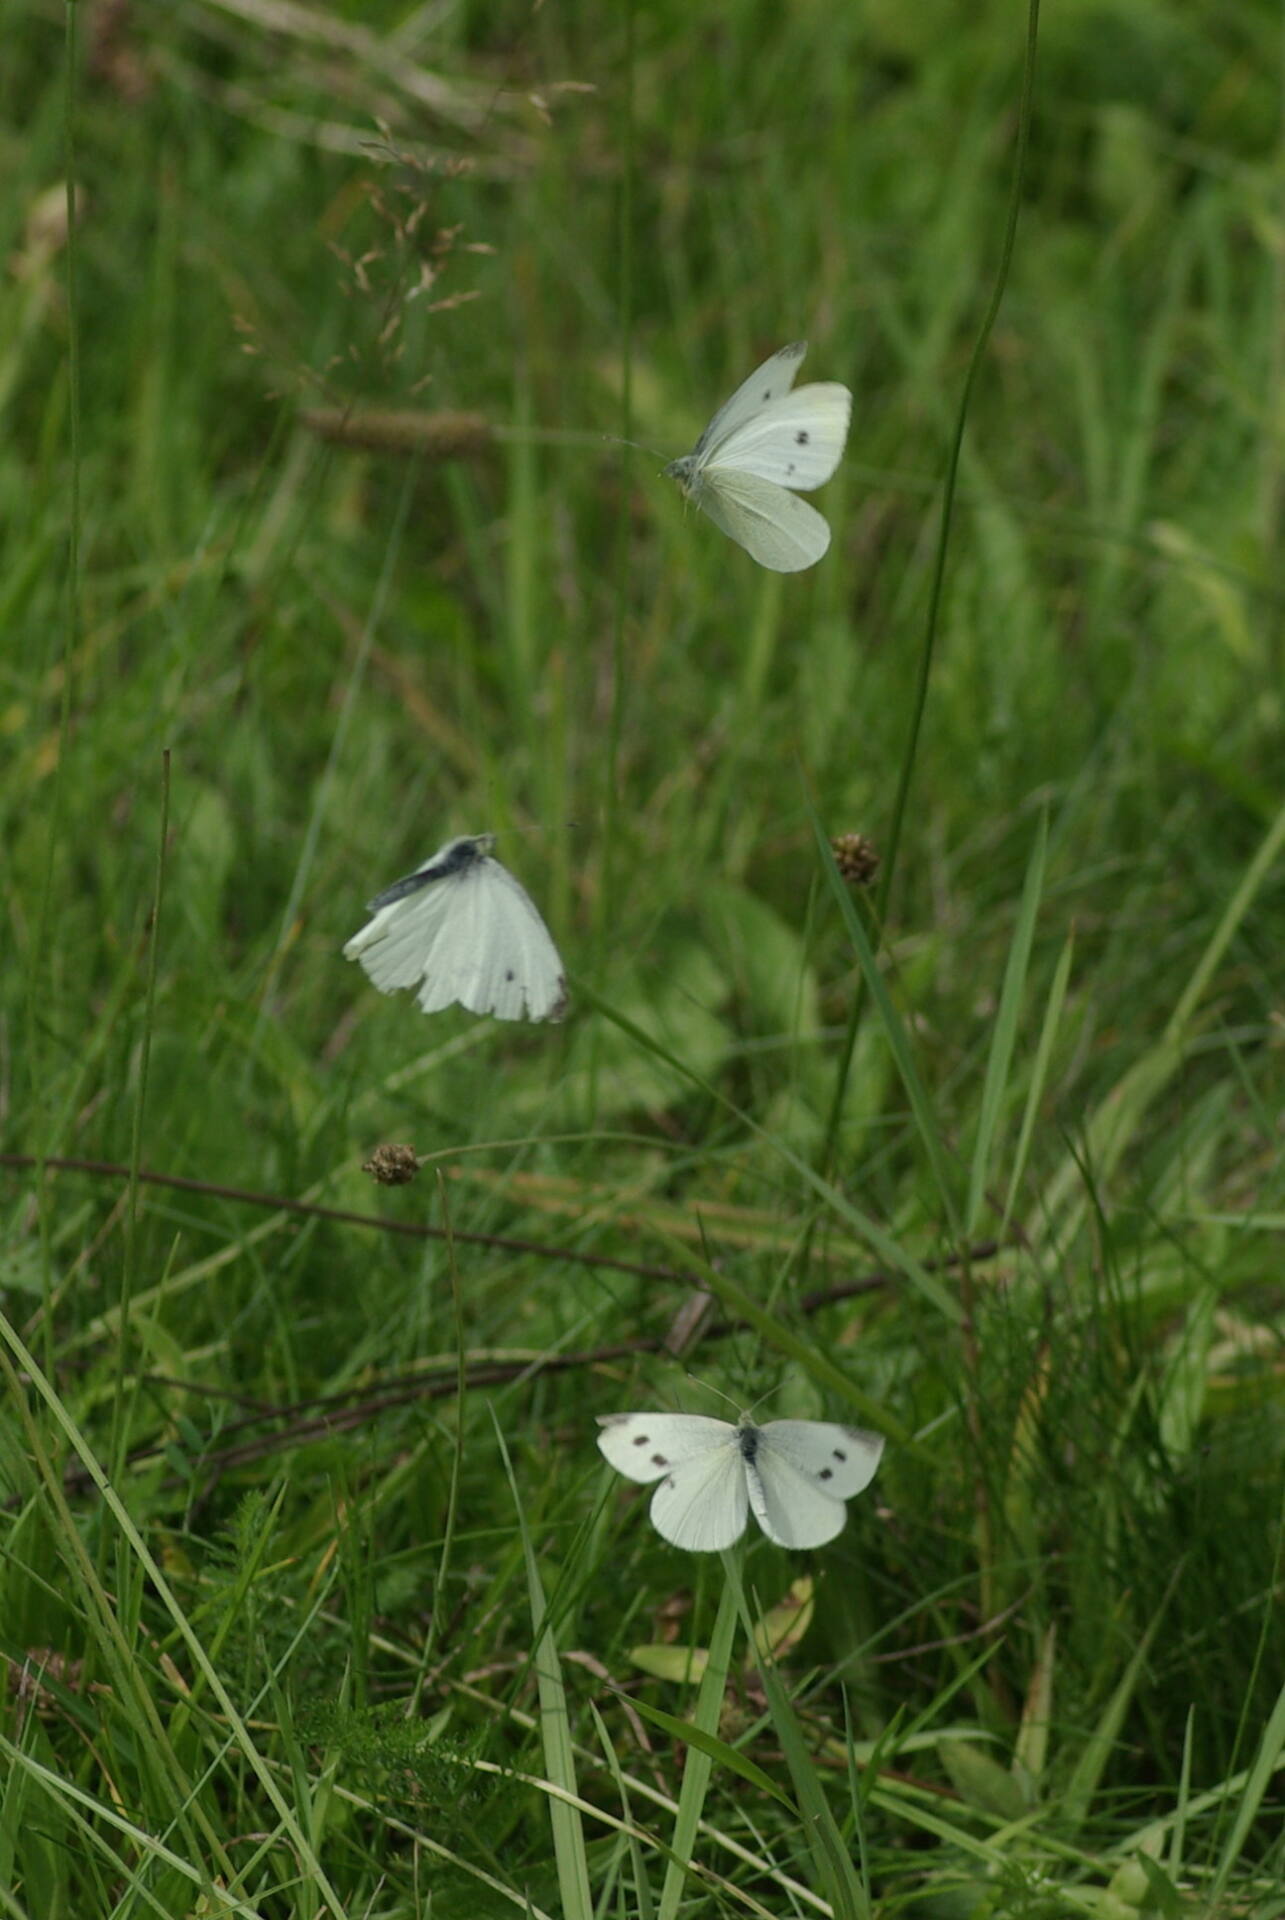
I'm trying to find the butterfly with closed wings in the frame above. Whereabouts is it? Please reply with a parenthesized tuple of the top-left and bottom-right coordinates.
(665, 341, 853, 572)
(344, 834, 567, 1023)
(597, 1410, 883, 1552)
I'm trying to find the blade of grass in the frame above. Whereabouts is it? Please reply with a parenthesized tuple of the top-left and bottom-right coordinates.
(965, 813, 1047, 1238)
(1207, 1676, 1285, 1907)
(1003, 926, 1073, 1232)
(1061, 1572, 1180, 1835)
(498, 1413, 594, 1920)
(0, 1323, 348, 1916)
(656, 1575, 739, 1920)
(109, 749, 170, 1487)
(588, 1700, 656, 1920)
(0, 1743, 265, 1919)
(1037, 792, 1285, 1253)
(616, 1696, 791, 1808)
(725, 1552, 870, 1920)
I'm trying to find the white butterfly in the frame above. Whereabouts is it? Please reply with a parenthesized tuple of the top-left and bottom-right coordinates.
(597, 1410, 883, 1552)
(665, 341, 852, 572)
(344, 834, 567, 1023)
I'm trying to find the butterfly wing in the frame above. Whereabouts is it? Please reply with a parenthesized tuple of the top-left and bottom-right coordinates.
(702, 383, 852, 490)
(597, 1414, 750, 1551)
(345, 838, 566, 1022)
(687, 469, 833, 572)
(690, 341, 809, 462)
(748, 1422, 885, 1549)
(343, 871, 459, 994)
(597, 1413, 736, 1482)
(446, 857, 567, 1021)
(650, 1443, 750, 1551)
(364, 835, 495, 913)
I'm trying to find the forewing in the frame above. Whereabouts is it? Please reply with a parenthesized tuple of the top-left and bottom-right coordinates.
(691, 470, 832, 572)
(343, 881, 459, 994)
(746, 1422, 884, 1547)
(650, 1443, 750, 1551)
(597, 1414, 736, 1483)
(691, 342, 808, 462)
(366, 835, 492, 911)
(703, 384, 851, 490)
(762, 1422, 885, 1499)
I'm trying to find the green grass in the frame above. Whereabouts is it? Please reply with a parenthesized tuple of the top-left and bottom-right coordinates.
(2, 0, 1283, 1914)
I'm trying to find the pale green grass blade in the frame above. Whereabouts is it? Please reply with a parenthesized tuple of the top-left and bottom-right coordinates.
(1170, 1707, 1194, 1880)
(1207, 1676, 1285, 1907)
(1154, 1285, 1217, 1459)
(1003, 926, 1073, 1231)
(1206, 1488, 1285, 1905)
(726, 1554, 871, 1920)
(1061, 1577, 1178, 1836)
(1036, 794, 1285, 1253)
(657, 1576, 739, 1920)
(254, 466, 414, 1037)
(618, 1696, 791, 1807)
(500, 1420, 594, 1920)
(1162, 794, 1285, 1047)
(453, 1681, 842, 1911)
(111, 751, 169, 1487)
(588, 1700, 655, 1920)
(0, 1325, 347, 1916)
(0, 1744, 266, 1920)
(965, 813, 1047, 1238)
(1013, 1622, 1057, 1786)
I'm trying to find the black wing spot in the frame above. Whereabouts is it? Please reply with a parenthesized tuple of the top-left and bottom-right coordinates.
(504, 967, 516, 981)
(650, 1452, 671, 1468)
(631, 1432, 651, 1448)
(796, 428, 810, 444)
(787, 462, 797, 475)
(818, 1467, 834, 1481)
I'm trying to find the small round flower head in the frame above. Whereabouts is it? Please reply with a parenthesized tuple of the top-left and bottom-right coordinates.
(362, 1143, 421, 1186)
(831, 833, 881, 887)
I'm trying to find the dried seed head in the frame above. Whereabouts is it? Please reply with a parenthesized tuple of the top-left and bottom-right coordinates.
(830, 833, 881, 886)
(362, 1143, 420, 1186)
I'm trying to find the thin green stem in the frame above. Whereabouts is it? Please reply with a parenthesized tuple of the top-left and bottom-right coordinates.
(819, 0, 1042, 1181)
(32, 3, 86, 1386)
(109, 752, 171, 1486)
(597, 0, 635, 976)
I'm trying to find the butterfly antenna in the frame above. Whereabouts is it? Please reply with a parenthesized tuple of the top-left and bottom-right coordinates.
(682, 1374, 743, 1417)
(602, 430, 664, 459)
(743, 1383, 784, 1421)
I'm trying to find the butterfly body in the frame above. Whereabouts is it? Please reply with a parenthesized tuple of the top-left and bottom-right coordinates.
(597, 1410, 883, 1552)
(344, 834, 567, 1023)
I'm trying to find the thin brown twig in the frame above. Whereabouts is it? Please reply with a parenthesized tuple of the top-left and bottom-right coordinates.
(2, 1150, 1014, 1504)
(0, 1152, 696, 1287)
(1, 1155, 1004, 1306)
(32, 1243, 1012, 1503)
